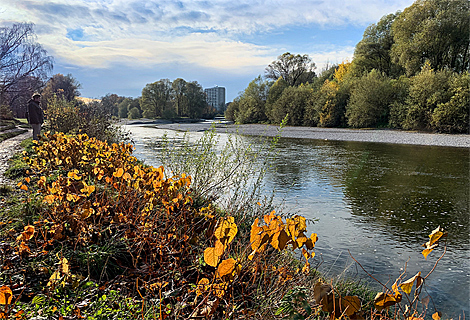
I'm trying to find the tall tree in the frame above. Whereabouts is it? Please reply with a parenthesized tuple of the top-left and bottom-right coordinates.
(41, 73, 81, 107)
(141, 79, 172, 118)
(172, 78, 187, 117)
(353, 13, 403, 77)
(265, 52, 316, 86)
(0, 23, 53, 107)
(391, 0, 470, 75)
(184, 81, 207, 119)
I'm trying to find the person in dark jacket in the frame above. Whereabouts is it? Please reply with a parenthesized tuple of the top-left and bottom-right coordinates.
(27, 93, 44, 141)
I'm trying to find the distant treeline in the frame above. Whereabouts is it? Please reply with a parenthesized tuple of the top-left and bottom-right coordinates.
(226, 0, 469, 133)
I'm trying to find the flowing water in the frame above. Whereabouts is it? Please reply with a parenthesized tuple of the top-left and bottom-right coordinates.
(124, 124, 469, 317)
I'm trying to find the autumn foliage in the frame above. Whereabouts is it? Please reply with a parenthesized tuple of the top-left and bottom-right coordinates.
(0, 132, 449, 319)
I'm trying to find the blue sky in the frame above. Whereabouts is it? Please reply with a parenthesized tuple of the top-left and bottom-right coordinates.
(1, 0, 414, 101)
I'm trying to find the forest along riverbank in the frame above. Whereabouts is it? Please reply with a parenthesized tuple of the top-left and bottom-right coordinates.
(123, 119, 470, 148)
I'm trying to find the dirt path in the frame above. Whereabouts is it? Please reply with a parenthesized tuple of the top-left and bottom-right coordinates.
(0, 130, 31, 186)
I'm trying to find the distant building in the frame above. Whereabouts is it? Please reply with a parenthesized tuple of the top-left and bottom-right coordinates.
(204, 86, 226, 112)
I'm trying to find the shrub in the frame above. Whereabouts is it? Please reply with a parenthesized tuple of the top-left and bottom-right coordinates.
(346, 69, 394, 128)
(431, 72, 470, 133)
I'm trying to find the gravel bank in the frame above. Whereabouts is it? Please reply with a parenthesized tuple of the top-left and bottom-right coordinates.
(141, 122, 470, 148)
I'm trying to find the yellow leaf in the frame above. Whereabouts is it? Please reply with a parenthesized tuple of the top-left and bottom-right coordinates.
(374, 292, 402, 311)
(47, 271, 61, 287)
(0, 286, 12, 305)
(400, 272, 422, 295)
(123, 172, 132, 181)
(216, 258, 236, 278)
(428, 226, 446, 246)
(272, 229, 289, 251)
(305, 233, 318, 250)
(432, 312, 442, 320)
(422, 244, 438, 259)
(196, 278, 210, 296)
(263, 210, 276, 224)
(44, 194, 56, 204)
(113, 168, 124, 178)
(59, 257, 69, 275)
(204, 247, 221, 267)
(68, 170, 81, 180)
(214, 217, 237, 245)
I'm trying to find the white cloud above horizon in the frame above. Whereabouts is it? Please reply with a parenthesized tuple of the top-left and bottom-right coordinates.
(0, 0, 415, 100)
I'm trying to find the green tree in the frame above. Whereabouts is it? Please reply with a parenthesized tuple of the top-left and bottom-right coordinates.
(402, 63, 453, 130)
(265, 52, 316, 86)
(353, 13, 403, 77)
(233, 76, 270, 124)
(265, 77, 288, 123)
(141, 79, 172, 118)
(184, 81, 208, 119)
(128, 106, 141, 119)
(224, 99, 239, 122)
(391, 0, 470, 76)
(41, 73, 81, 107)
(346, 70, 394, 128)
(172, 78, 187, 117)
(269, 85, 312, 126)
(431, 72, 469, 133)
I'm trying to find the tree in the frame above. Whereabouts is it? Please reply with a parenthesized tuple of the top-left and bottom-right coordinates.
(172, 78, 187, 117)
(0, 23, 53, 109)
(265, 77, 288, 123)
(265, 52, 316, 86)
(352, 13, 403, 77)
(402, 63, 453, 130)
(346, 69, 394, 128)
(141, 79, 172, 118)
(100, 93, 125, 117)
(233, 76, 270, 124)
(184, 81, 207, 119)
(41, 74, 81, 107)
(269, 85, 312, 126)
(431, 72, 469, 133)
(391, 0, 470, 76)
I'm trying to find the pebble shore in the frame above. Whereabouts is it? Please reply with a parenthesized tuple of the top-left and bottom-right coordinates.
(140, 121, 470, 148)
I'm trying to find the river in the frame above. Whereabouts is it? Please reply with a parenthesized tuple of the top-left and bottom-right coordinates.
(123, 123, 469, 317)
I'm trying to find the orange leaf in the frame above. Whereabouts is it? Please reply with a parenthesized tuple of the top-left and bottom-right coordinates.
(44, 194, 56, 204)
(21, 225, 35, 241)
(272, 229, 289, 250)
(0, 286, 12, 305)
(20, 184, 28, 191)
(432, 312, 442, 320)
(196, 278, 210, 296)
(204, 247, 221, 267)
(113, 168, 124, 178)
(216, 258, 236, 278)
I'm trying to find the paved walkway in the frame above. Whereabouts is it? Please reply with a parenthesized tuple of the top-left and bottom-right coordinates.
(0, 130, 31, 186)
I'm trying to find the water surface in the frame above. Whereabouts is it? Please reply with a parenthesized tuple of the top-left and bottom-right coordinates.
(124, 124, 469, 317)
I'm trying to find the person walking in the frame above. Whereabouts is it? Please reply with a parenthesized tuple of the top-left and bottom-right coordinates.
(27, 93, 44, 141)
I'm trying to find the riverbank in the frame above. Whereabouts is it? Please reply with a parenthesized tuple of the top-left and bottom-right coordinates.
(123, 119, 470, 148)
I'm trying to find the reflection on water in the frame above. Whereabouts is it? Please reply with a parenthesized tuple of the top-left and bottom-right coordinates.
(124, 125, 469, 317)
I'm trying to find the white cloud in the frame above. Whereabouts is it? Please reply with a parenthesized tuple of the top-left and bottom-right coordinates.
(0, 0, 414, 73)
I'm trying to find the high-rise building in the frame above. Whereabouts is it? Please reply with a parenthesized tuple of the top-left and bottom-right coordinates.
(204, 86, 226, 112)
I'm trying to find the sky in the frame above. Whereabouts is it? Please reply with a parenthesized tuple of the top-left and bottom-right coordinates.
(1, 0, 415, 102)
